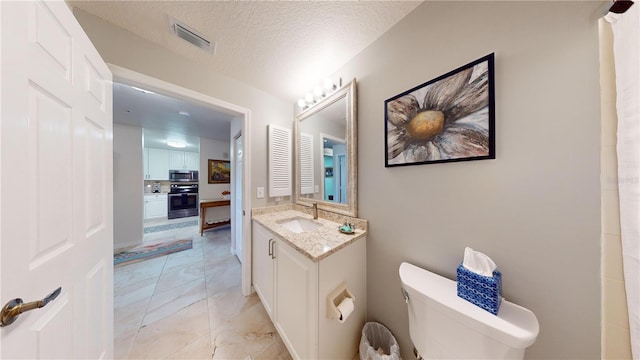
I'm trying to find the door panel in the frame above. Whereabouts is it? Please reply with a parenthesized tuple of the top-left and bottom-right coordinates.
(1, 1, 113, 358)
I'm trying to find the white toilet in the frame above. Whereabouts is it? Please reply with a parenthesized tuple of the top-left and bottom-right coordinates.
(399, 262, 539, 359)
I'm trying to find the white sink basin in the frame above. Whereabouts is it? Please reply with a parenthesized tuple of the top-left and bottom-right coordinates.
(277, 217, 321, 233)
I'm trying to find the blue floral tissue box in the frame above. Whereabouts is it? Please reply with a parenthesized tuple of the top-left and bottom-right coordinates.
(456, 264, 502, 315)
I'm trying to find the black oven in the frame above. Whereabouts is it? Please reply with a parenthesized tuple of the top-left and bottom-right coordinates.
(168, 183, 199, 219)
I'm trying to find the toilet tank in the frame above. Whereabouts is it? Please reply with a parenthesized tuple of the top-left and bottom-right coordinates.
(399, 262, 539, 359)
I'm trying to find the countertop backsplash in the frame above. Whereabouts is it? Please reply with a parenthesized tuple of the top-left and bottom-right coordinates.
(144, 180, 171, 194)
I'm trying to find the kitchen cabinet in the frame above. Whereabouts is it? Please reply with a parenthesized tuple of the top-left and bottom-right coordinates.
(144, 147, 170, 180)
(169, 150, 199, 170)
(251, 220, 366, 360)
(252, 222, 276, 320)
(144, 194, 167, 219)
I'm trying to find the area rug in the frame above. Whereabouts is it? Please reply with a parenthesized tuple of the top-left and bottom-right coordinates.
(114, 238, 193, 267)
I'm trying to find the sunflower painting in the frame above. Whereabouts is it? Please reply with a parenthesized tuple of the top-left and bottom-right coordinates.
(385, 53, 495, 167)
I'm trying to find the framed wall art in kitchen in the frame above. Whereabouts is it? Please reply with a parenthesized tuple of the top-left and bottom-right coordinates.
(208, 159, 231, 184)
(385, 53, 495, 167)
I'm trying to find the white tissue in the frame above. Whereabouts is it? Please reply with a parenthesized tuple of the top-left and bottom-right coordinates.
(463, 247, 497, 277)
(337, 297, 354, 323)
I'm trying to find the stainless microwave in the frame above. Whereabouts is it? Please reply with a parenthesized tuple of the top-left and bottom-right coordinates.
(169, 170, 198, 182)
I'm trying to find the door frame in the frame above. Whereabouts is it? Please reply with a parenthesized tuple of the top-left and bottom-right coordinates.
(231, 131, 243, 260)
(109, 64, 253, 296)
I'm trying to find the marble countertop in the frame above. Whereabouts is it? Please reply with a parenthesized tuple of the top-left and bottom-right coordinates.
(252, 208, 367, 262)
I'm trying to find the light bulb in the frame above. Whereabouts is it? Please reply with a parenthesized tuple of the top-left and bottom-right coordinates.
(305, 93, 314, 103)
(323, 78, 335, 91)
(297, 99, 306, 108)
(313, 86, 324, 98)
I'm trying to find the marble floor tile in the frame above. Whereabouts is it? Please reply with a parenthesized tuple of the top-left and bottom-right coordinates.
(143, 277, 207, 326)
(254, 335, 293, 360)
(155, 261, 205, 294)
(114, 256, 166, 287)
(114, 224, 291, 359)
(114, 297, 148, 337)
(165, 333, 213, 359)
(114, 278, 157, 309)
(129, 299, 210, 359)
(211, 300, 280, 359)
(114, 328, 137, 360)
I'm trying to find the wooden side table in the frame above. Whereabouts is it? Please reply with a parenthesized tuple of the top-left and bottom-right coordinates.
(200, 199, 231, 236)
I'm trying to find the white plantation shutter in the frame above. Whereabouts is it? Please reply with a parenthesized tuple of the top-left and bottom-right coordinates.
(268, 124, 291, 197)
(300, 132, 315, 195)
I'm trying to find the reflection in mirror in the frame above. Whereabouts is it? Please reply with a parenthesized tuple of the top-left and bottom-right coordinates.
(322, 135, 346, 203)
(294, 79, 357, 217)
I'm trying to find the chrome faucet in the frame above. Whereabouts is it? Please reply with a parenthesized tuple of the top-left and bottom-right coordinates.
(312, 202, 318, 219)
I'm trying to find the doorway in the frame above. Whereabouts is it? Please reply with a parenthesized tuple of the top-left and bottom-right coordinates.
(110, 65, 252, 296)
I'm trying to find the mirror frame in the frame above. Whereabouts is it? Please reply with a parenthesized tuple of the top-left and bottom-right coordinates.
(294, 79, 358, 217)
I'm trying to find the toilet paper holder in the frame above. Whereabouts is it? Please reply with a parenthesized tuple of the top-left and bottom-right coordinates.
(327, 282, 355, 320)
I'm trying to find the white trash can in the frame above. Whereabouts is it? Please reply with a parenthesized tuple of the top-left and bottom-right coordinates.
(359, 322, 401, 360)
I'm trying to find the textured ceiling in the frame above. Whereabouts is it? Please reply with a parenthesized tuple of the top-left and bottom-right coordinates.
(70, 0, 422, 103)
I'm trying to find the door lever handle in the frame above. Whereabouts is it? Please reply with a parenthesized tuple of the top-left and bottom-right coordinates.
(1, 287, 62, 327)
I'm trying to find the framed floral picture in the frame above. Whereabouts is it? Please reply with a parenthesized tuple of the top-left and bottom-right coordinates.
(385, 53, 495, 167)
(208, 159, 231, 184)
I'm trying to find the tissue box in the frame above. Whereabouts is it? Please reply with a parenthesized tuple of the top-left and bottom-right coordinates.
(456, 264, 502, 315)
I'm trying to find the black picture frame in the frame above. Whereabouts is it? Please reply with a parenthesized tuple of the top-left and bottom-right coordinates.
(384, 53, 495, 167)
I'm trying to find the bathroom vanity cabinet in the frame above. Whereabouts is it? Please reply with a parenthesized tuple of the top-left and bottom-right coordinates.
(251, 220, 366, 360)
(252, 221, 276, 318)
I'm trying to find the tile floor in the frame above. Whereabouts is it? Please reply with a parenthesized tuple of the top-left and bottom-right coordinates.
(114, 222, 292, 359)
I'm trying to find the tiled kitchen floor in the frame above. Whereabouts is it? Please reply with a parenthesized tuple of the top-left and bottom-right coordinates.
(114, 224, 292, 359)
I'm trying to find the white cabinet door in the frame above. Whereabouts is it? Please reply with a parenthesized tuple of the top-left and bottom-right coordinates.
(169, 150, 199, 170)
(148, 148, 169, 180)
(143, 147, 150, 179)
(184, 151, 199, 170)
(275, 240, 318, 360)
(252, 222, 275, 320)
(144, 195, 167, 219)
(169, 150, 184, 170)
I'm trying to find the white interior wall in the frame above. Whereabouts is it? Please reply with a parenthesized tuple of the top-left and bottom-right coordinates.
(113, 123, 143, 250)
(199, 137, 232, 223)
(335, 2, 602, 358)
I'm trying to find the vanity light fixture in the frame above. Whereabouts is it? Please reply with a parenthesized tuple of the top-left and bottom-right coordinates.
(297, 78, 342, 110)
(166, 140, 186, 148)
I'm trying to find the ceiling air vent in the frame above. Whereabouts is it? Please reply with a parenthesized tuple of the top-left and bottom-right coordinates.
(168, 16, 215, 54)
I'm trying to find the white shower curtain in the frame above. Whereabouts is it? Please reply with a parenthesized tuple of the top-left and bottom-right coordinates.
(606, 6, 640, 359)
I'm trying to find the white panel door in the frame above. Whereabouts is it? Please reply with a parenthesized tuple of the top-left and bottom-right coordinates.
(0, 1, 113, 359)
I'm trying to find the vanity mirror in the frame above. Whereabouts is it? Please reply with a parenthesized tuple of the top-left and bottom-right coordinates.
(294, 79, 357, 217)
